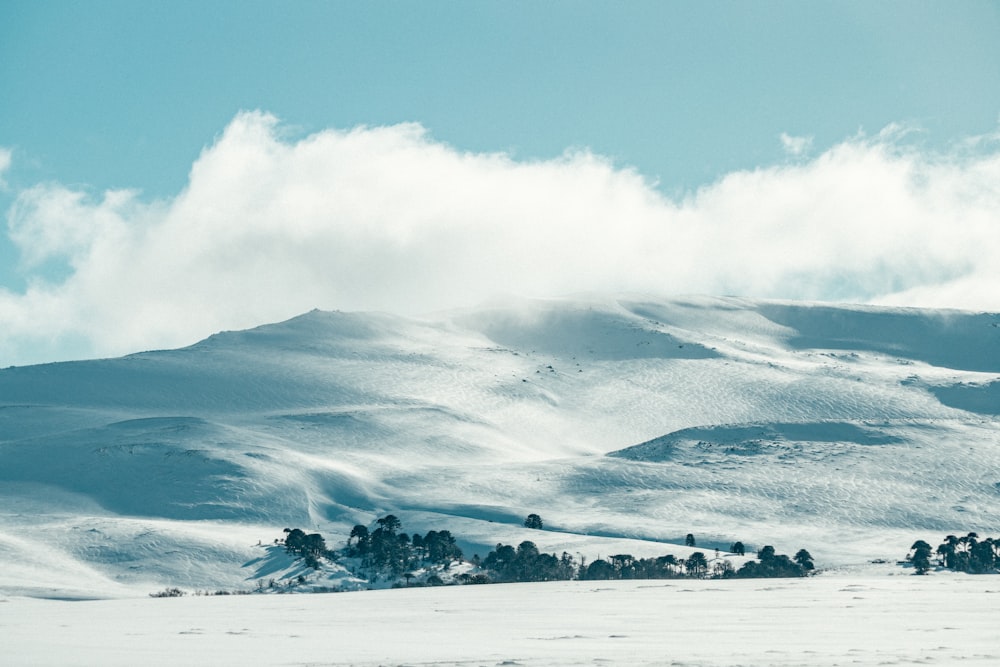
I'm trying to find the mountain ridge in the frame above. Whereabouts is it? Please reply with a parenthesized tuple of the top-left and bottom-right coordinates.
(1, 294, 998, 597)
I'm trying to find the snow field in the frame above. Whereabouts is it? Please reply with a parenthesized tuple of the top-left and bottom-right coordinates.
(3, 573, 998, 666)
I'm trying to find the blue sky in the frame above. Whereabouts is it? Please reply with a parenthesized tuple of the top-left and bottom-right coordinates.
(2, 2, 1000, 364)
(4, 2, 999, 198)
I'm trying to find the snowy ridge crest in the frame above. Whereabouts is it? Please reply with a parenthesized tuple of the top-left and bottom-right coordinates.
(1, 294, 998, 597)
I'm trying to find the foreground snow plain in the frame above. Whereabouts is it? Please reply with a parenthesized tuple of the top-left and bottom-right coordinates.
(5, 572, 998, 666)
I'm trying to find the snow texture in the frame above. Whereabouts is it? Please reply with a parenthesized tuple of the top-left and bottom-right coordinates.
(1, 294, 999, 664)
(4, 574, 999, 666)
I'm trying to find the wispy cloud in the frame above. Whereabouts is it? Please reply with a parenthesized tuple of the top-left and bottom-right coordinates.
(0, 147, 11, 189)
(779, 133, 813, 157)
(2, 111, 1000, 365)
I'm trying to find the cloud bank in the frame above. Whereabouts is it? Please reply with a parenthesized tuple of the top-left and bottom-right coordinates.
(3, 112, 1000, 365)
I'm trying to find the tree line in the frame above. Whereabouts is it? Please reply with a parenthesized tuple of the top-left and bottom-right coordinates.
(576, 544, 812, 581)
(344, 514, 463, 576)
(908, 533, 1000, 574)
(278, 515, 815, 587)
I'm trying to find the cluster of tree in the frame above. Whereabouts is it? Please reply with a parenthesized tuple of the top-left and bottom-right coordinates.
(279, 516, 463, 579)
(909, 533, 999, 575)
(581, 546, 812, 581)
(149, 587, 185, 598)
(345, 515, 463, 575)
(582, 553, 693, 580)
(277, 516, 814, 586)
(480, 541, 577, 582)
(734, 546, 814, 578)
(283, 528, 330, 569)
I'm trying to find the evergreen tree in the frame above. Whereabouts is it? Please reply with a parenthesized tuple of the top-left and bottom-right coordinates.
(713, 559, 735, 578)
(376, 515, 401, 534)
(349, 525, 369, 553)
(909, 540, 933, 575)
(937, 538, 957, 569)
(583, 559, 616, 580)
(610, 554, 636, 579)
(970, 539, 996, 573)
(686, 552, 708, 577)
(283, 528, 306, 554)
(657, 554, 679, 577)
(423, 530, 462, 563)
(734, 546, 808, 578)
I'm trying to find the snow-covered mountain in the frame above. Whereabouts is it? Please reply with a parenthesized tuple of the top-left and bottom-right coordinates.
(1, 294, 998, 598)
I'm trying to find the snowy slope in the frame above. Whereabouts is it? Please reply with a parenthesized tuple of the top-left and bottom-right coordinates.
(1, 294, 998, 597)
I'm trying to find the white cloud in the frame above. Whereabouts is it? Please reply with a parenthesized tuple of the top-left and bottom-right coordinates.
(2, 111, 1000, 365)
(779, 133, 813, 157)
(0, 147, 11, 189)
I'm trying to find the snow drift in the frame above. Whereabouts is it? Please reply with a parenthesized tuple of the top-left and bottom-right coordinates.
(1, 294, 998, 597)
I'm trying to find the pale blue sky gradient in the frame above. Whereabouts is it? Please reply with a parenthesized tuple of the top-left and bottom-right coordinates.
(4, 1, 999, 194)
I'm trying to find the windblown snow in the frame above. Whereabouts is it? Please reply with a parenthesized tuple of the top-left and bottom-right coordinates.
(4, 295, 1000, 665)
(2, 295, 997, 601)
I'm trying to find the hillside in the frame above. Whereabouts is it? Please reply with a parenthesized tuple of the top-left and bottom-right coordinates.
(1, 295, 998, 597)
